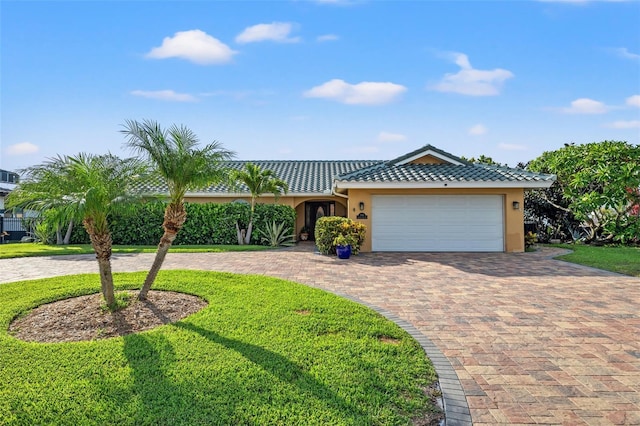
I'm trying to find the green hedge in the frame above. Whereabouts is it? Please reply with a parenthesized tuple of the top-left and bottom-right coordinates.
(70, 202, 296, 246)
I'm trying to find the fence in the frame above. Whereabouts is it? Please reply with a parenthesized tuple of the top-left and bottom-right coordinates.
(0, 217, 29, 242)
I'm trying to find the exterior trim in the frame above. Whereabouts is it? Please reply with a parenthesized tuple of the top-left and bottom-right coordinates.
(334, 180, 554, 190)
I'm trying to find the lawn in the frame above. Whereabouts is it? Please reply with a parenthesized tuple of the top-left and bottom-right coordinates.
(0, 243, 271, 259)
(0, 271, 439, 425)
(554, 244, 640, 277)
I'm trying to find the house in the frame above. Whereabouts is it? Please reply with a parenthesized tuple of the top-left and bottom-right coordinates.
(143, 145, 556, 253)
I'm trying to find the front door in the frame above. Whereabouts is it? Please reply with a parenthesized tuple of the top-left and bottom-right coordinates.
(305, 201, 335, 241)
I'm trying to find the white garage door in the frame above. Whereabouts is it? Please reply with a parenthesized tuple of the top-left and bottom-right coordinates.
(372, 195, 504, 252)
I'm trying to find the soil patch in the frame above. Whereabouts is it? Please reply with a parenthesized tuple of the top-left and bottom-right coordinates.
(9, 290, 207, 343)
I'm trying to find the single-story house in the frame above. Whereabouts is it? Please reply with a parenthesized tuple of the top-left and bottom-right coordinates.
(149, 145, 556, 253)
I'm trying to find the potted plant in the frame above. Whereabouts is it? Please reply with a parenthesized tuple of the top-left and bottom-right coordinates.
(299, 226, 310, 241)
(333, 234, 357, 259)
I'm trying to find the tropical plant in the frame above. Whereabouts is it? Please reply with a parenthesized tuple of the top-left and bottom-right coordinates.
(315, 216, 367, 255)
(527, 141, 640, 244)
(121, 119, 234, 300)
(7, 153, 148, 308)
(229, 163, 288, 245)
(258, 221, 295, 247)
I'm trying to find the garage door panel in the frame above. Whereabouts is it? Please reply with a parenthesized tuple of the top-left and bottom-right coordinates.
(372, 195, 504, 252)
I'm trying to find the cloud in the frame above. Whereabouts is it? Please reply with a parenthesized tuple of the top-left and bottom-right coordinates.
(468, 124, 488, 136)
(498, 143, 527, 151)
(146, 29, 236, 65)
(561, 98, 608, 114)
(377, 131, 407, 142)
(235, 22, 300, 44)
(317, 34, 339, 42)
(430, 52, 514, 96)
(605, 120, 640, 129)
(626, 95, 640, 107)
(304, 79, 407, 105)
(612, 47, 640, 60)
(6, 142, 39, 155)
(131, 90, 197, 102)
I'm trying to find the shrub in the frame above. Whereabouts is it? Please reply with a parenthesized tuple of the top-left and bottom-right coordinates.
(315, 216, 366, 255)
(70, 202, 296, 246)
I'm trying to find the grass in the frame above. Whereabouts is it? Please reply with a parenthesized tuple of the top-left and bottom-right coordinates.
(553, 244, 640, 277)
(0, 243, 271, 259)
(0, 271, 439, 425)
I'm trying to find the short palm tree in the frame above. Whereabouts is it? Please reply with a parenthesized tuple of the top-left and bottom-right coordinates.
(121, 119, 234, 300)
(230, 163, 288, 244)
(8, 153, 148, 308)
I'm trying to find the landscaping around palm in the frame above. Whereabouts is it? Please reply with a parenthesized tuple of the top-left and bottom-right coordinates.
(0, 271, 441, 425)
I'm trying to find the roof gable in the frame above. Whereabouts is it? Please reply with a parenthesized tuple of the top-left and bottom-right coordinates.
(388, 144, 468, 166)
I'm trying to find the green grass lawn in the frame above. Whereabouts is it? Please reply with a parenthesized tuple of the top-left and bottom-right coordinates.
(0, 243, 271, 259)
(0, 271, 439, 425)
(554, 244, 640, 277)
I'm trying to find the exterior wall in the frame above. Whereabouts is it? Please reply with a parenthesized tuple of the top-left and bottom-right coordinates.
(346, 187, 525, 253)
(409, 155, 447, 165)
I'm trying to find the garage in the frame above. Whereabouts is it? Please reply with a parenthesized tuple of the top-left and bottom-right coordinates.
(372, 195, 504, 252)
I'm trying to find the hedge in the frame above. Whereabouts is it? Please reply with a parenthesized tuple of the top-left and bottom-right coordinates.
(70, 202, 296, 246)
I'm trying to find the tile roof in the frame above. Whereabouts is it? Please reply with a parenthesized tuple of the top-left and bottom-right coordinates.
(135, 160, 382, 195)
(335, 162, 556, 185)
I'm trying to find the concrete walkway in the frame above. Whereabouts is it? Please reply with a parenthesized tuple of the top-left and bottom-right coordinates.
(1, 245, 639, 425)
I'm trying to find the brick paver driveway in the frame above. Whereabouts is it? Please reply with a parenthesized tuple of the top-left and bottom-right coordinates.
(1, 245, 639, 425)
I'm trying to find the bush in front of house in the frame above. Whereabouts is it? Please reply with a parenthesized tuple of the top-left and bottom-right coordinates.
(315, 216, 366, 255)
(70, 202, 295, 246)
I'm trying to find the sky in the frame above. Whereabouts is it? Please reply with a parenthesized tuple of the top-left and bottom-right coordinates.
(1, 0, 639, 175)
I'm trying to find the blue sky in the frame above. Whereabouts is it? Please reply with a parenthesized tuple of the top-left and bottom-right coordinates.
(2, 0, 639, 173)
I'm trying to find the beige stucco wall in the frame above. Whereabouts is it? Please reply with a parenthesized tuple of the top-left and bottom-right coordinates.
(345, 187, 525, 253)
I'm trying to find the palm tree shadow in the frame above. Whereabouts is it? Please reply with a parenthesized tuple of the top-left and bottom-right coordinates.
(173, 322, 364, 421)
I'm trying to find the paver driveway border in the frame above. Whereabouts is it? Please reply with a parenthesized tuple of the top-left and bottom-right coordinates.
(1, 245, 639, 424)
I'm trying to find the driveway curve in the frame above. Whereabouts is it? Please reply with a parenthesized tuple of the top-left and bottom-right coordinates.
(1, 245, 639, 425)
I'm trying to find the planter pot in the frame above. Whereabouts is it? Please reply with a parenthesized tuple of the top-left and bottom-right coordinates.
(336, 244, 351, 259)
(549, 239, 562, 244)
(299, 233, 309, 241)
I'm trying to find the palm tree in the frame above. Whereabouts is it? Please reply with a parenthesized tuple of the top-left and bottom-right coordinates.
(121, 119, 234, 300)
(230, 163, 288, 244)
(8, 153, 148, 308)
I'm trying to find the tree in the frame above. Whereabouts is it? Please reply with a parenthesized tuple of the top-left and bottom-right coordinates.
(527, 141, 640, 243)
(229, 163, 289, 245)
(121, 119, 234, 300)
(7, 153, 148, 307)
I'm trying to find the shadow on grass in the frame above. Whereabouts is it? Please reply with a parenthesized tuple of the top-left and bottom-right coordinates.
(173, 322, 363, 421)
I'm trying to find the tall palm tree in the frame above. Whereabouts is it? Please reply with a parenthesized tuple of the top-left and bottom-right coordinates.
(121, 119, 234, 300)
(230, 163, 289, 244)
(8, 153, 148, 308)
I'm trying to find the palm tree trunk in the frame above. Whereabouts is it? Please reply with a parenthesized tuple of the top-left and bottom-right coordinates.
(244, 220, 253, 245)
(63, 220, 73, 245)
(56, 226, 63, 245)
(139, 202, 186, 300)
(83, 218, 116, 307)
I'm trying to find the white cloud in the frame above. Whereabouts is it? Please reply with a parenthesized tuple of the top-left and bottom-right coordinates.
(7, 142, 39, 155)
(468, 124, 488, 136)
(626, 95, 640, 107)
(612, 47, 640, 60)
(430, 52, 514, 96)
(377, 131, 407, 142)
(235, 22, 300, 44)
(498, 143, 527, 151)
(317, 34, 339, 42)
(146, 29, 236, 65)
(562, 98, 608, 114)
(605, 120, 640, 129)
(304, 79, 407, 105)
(131, 90, 197, 102)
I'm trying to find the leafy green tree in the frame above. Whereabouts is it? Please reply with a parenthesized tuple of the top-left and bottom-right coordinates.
(527, 141, 640, 243)
(8, 153, 148, 307)
(229, 163, 288, 244)
(460, 155, 505, 166)
(121, 119, 234, 300)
